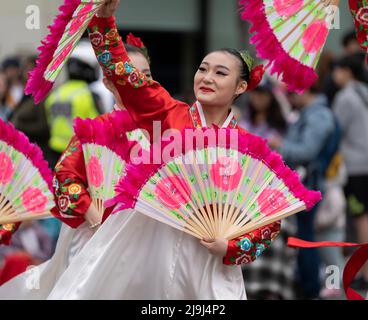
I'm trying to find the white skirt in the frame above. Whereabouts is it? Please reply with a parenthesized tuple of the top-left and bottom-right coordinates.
(0, 210, 247, 300)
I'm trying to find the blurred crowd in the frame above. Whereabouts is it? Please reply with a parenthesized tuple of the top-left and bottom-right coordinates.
(0, 30, 367, 299)
(235, 31, 368, 300)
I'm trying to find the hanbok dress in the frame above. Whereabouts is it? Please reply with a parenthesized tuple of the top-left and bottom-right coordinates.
(0, 16, 281, 299)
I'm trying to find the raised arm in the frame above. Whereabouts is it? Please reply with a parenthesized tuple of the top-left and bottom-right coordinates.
(87, 15, 187, 137)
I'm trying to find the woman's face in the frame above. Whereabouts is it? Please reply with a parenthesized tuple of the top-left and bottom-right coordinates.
(129, 52, 151, 79)
(194, 51, 247, 107)
(249, 90, 272, 112)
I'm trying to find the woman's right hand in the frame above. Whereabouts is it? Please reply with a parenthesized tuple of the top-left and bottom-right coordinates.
(97, 0, 120, 18)
(85, 203, 103, 229)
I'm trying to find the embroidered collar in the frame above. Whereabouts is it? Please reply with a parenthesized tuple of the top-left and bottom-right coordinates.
(189, 101, 238, 129)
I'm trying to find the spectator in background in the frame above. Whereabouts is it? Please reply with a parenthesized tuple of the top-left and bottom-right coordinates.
(44, 41, 104, 168)
(0, 71, 11, 121)
(1, 57, 23, 112)
(332, 53, 368, 291)
(240, 79, 297, 300)
(9, 56, 50, 156)
(239, 79, 287, 139)
(269, 85, 335, 299)
(8, 56, 62, 249)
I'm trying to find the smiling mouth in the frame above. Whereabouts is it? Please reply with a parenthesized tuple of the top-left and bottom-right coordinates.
(200, 87, 215, 93)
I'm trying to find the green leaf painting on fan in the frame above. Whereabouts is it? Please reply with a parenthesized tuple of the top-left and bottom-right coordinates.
(108, 128, 322, 241)
(0, 120, 55, 225)
(25, 0, 106, 104)
(240, 0, 340, 92)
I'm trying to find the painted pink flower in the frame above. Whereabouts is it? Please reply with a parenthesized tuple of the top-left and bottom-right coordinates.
(69, 2, 94, 35)
(301, 20, 329, 54)
(356, 6, 368, 26)
(22, 187, 47, 212)
(258, 189, 289, 217)
(156, 176, 191, 210)
(210, 156, 242, 191)
(87, 156, 104, 187)
(274, 0, 304, 18)
(0, 152, 14, 184)
(49, 42, 74, 72)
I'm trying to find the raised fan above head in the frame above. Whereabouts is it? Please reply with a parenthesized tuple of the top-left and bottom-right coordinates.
(108, 127, 322, 240)
(240, 0, 340, 93)
(74, 110, 143, 214)
(0, 119, 54, 225)
(25, 0, 105, 104)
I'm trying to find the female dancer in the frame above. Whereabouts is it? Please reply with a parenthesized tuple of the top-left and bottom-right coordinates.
(0, 36, 152, 298)
(1, 1, 280, 299)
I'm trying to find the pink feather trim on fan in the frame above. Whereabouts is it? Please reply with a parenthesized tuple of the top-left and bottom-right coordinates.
(73, 110, 140, 161)
(25, 0, 82, 104)
(107, 127, 321, 213)
(240, 0, 318, 93)
(0, 119, 53, 191)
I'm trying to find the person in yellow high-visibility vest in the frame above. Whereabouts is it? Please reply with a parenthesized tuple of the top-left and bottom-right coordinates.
(45, 41, 103, 167)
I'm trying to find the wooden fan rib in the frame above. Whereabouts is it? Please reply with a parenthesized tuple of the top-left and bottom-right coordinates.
(5, 158, 35, 198)
(226, 195, 300, 238)
(141, 184, 210, 239)
(137, 193, 205, 239)
(0, 211, 52, 225)
(223, 154, 264, 228)
(221, 150, 241, 238)
(200, 149, 218, 237)
(264, 0, 315, 18)
(51, 16, 93, 59)
(232, 181, 297, 232)
(272, 0, 316, 31)
(136, 205, 203, 240)
(230, 168, 284, 226)
(227, 203, 306, 240)
(225, 167, 275, 236)
(176, 162, 214, 238)
(279, 1, 324, 45)
(46, 11, 98, 78)
(221, 160, 263, 237)
(286, 8, 329, 65)
(0, 206, 16, 218)
(298, 10, 329, 65)
(151, 167, 208, 233)
(205, 148, 219, 235)
(191, 157, 216, 238)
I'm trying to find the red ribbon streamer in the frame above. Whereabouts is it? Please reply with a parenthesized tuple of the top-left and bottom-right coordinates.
(288, 237, 368, 300)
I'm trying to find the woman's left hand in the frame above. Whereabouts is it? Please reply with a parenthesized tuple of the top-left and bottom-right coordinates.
(200, 237, 228, 257)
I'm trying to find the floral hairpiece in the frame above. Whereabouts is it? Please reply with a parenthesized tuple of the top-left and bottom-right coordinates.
(238, 50, 265, 91)
(126, 33, 150, 63)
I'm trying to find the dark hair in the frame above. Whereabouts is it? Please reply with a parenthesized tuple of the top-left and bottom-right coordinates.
(125, 43, 151, 64)
(248, 88, 287, 133)
(212, 48, 250, 82)
(333, 53, 365, 81)
(1, 57, 20, 70)
(342, 30, 358, 48)
(67, 58, 98, 84)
